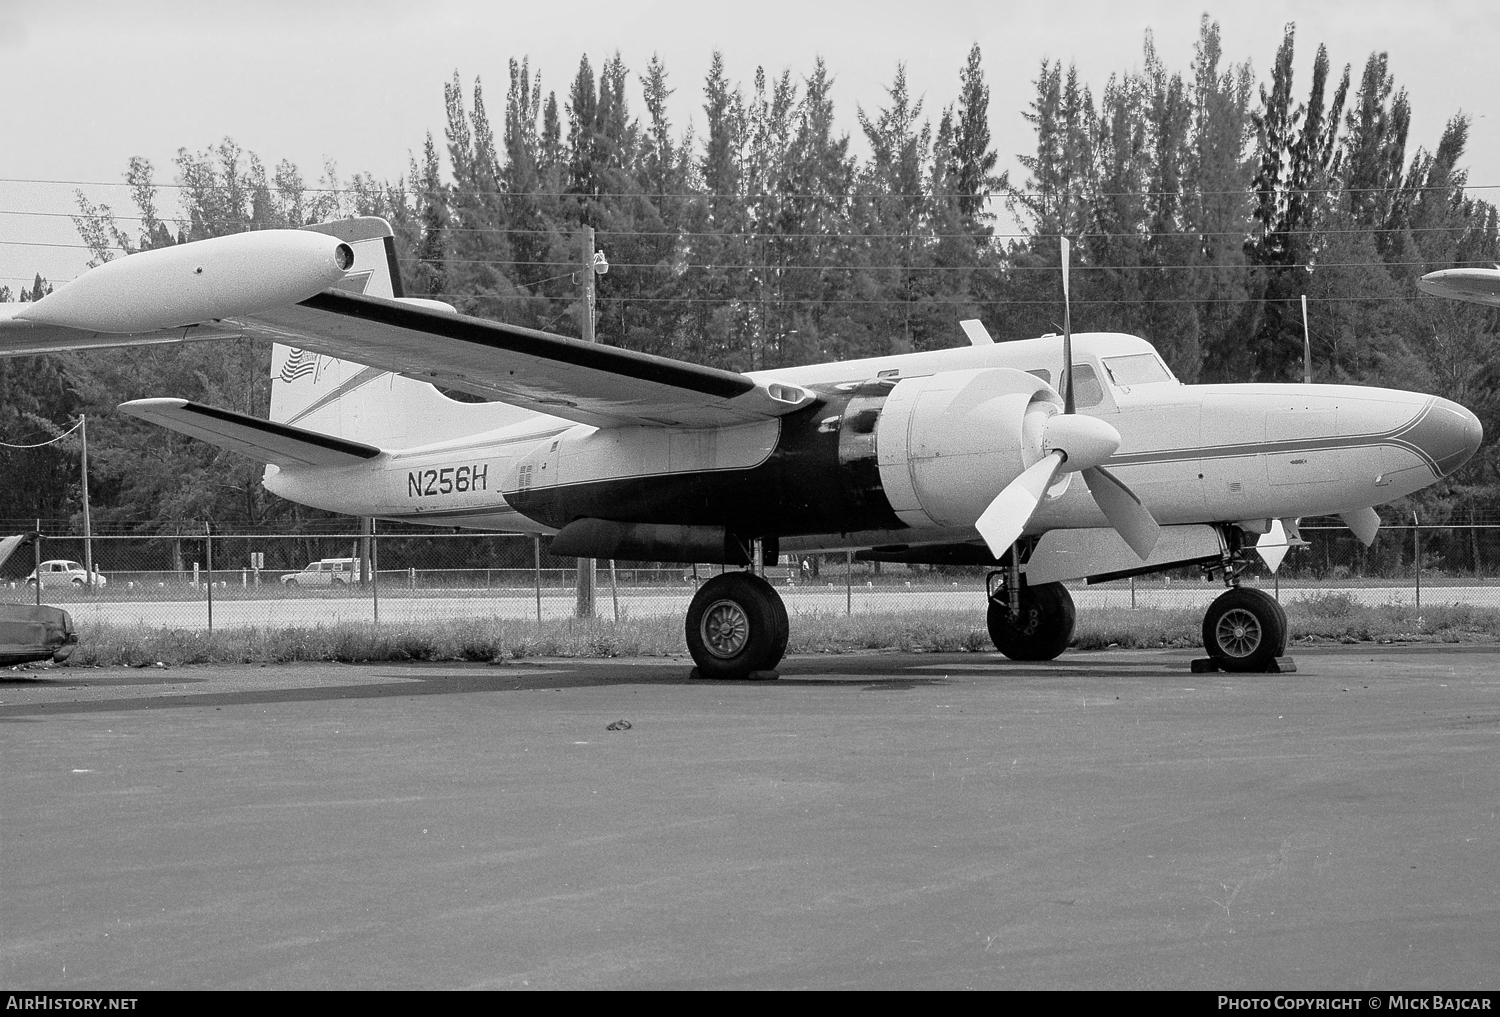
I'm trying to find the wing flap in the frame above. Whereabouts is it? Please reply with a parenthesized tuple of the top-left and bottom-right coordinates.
(118, 398, 382, 467)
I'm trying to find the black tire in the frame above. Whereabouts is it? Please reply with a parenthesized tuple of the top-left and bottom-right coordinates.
(685, 572, 786, 679)
(71, 577, 85, 587)
(1202, 587, 1287, 672)
(987, 581, 1076, 661)
(1270, 595, 1290, 652)
(768, 582, 790, 665)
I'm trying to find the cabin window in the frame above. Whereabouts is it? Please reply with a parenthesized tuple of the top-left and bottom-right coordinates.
(1102, 353, 1173, 387)
(1026, 369, 1052, 385)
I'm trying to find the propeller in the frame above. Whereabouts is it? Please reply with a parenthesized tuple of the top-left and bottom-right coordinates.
(974, 237, 1162, 561)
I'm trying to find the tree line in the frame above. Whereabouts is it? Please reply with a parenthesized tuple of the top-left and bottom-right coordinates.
(3, 15, 1498, 558)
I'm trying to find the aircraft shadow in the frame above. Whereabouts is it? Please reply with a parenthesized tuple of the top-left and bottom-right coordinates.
(0, 652, 1202, 720)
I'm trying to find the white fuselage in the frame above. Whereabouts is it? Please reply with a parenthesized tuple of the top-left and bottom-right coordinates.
(263, 332, 1477, 553)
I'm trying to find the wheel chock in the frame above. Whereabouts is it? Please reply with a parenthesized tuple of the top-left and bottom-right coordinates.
(1190, 656, 1298, 674)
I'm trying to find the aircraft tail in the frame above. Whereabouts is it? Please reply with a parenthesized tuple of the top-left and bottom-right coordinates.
(270, 218, 536, 449)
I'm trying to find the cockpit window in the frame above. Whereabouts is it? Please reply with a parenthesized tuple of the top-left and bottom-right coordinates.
(1027, 365, 1103, 407)
(1071, 364, 1104, 408)
(1102, 353, 1173, 387)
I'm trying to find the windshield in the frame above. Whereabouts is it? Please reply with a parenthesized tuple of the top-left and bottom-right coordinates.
(1102, 353, 1173, 387)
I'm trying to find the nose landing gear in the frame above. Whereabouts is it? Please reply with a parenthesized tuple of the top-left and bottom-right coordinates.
(1201, 586, 1288, 672)
(1194, 531, 1294, 673)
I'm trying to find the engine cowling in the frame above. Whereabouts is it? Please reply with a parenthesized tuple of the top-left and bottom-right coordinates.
(875, 368, 1061, 529)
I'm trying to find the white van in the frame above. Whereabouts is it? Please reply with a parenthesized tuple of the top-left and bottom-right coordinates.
(281, 558, 360, 587)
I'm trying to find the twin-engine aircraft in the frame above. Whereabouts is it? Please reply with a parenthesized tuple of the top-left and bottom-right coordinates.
(0, 218, 1482, 678)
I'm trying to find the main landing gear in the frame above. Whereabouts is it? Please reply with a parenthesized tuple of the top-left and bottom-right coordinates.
(685, 572, 788, 680)
(985, 574, 1076, 662)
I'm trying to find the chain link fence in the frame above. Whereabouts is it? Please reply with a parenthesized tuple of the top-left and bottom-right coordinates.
(4, 520, 1500, 632)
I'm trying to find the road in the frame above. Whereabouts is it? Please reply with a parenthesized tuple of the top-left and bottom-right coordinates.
(2, 646, 1497, 988)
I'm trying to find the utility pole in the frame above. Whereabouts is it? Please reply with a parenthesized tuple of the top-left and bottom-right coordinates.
(575, 226, 608, 619)
(81, 414, 94, 591)
(1301, 294, 1312, 385)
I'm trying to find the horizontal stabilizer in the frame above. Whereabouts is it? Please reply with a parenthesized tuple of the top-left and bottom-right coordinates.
(118, 398, 382, 467)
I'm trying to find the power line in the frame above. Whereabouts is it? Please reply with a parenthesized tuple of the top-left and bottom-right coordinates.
(5, 219, 1497, 255)
(409, 293, 1464, 306)
(0, 237, 1488, 276)
(0, 417, 82, 449)
(3, 175, 1498, 199)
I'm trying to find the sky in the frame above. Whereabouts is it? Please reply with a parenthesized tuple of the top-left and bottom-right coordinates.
(2, 0, 1497, 290)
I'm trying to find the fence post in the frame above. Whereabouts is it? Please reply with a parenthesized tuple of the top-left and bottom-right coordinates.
(205, 521, 214, 633)
(609, 559, 619, 623)
(1413, 511, 1422, 610)
(1129, 575, 1136, 609)
(846, 550, 853, 616)
(534, 534, 542, 625)
(33, 530, 42, 608)
(371, 518, 379, 627)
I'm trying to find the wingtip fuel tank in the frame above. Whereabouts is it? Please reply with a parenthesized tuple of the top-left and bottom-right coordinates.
(14, 230, 353, 334)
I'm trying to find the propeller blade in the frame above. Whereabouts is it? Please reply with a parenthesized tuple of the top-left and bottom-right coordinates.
(1081, 465, 1161, 559)
(976, 452, 1064, 558)
(1059, 236, 1074, 415)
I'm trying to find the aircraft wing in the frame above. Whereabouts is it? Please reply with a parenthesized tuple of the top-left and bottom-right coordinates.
(224, 290, 813, 428)
(0, 226, 815, 429)
(118, 398, 382, 468)
(1418, 267, 1500, 307)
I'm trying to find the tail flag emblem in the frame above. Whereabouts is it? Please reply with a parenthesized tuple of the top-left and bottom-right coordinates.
(279, 349, 317, 383)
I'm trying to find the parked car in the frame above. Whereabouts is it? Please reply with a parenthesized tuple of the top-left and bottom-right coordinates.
(0, 603, 77, 664)
(281, 558, 360, 587)
(24, 559, 107, 589)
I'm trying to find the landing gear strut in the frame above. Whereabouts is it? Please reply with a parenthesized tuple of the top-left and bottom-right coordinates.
(985, 575, 1076, 661)
(685, 572, 788, 680)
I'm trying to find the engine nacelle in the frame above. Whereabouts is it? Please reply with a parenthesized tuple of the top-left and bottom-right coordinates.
(16, 230, 353, 334)
(876, 368, 1059, 528)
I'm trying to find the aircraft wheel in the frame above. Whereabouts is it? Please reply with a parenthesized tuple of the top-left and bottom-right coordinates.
(1202, 587, 1287, 672)
(686, 572, 786, 679)
(987, 581, 1076, 661)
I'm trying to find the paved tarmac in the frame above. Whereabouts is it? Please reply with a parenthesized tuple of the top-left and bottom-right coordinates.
(2, 646, 1497, 990)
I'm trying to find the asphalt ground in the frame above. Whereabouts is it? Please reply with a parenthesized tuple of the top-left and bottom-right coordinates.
(1, 646, 1497, 990)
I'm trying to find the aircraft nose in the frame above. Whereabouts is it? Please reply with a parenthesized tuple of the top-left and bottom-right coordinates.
(1411, 397, 1483, 478)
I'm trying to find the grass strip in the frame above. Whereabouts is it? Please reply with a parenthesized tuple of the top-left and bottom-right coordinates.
(54, 592, 1500, 667)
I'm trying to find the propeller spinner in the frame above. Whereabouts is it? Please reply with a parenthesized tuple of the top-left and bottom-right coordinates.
(974, 238, 1162, 561)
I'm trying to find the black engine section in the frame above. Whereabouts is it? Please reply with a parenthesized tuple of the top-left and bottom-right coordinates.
(508, 380, 904, 541)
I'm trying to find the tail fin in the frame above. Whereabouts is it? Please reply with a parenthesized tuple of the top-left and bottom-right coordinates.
(270, 217, 536, 449)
